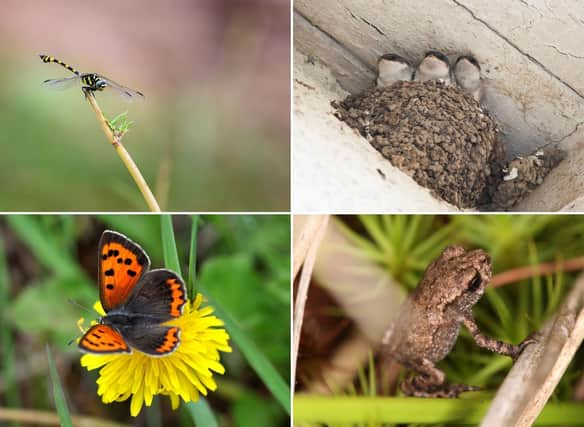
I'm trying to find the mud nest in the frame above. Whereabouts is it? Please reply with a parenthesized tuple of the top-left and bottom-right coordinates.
(333, 80, 507, 208)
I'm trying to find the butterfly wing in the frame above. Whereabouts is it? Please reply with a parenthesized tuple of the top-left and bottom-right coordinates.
(121, 324, 181, 356)
(98, 230, 151, 312)
(78, 324, 131, 354)
(41, 76, 80, 91)
(125, 269, 187, 322)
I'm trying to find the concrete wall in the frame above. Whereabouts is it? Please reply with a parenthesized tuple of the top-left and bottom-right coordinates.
(293, 0, 584, 212)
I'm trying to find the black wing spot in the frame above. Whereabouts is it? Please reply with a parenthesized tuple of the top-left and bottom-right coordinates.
(113, 249, 120, 256)
(127, 270, 137, 277)
(117, 258, 123, 264)
(101, 254, 108, 260)
(104, 268, 115, 276)
(106, 284, 115, 290)
(124, 258, 132, 265)
(108, 249, 114, 256)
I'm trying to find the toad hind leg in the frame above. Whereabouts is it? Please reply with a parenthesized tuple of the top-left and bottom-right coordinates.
(400, 358, 480, 398)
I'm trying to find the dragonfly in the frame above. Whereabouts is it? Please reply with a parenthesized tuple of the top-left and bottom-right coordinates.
(39, 54, 144, 101)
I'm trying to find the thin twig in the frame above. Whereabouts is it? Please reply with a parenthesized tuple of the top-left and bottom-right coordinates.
(292, 215, 329, 392)
(481, 272, 584, 426)
(490, 256, 584, 288)
(293, 216, 329, 280)
(84, 90, 161, 212)
(0, 407, 128, 427)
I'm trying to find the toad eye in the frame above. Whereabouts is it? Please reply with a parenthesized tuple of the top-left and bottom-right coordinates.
(467, 272, 482, 292)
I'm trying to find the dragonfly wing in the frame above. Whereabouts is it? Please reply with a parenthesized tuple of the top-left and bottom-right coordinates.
(99, 76, 144, 102)
(41, 76, 80, 91)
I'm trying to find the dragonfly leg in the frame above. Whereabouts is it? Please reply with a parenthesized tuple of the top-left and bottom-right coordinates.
(81, 87, 94, 98)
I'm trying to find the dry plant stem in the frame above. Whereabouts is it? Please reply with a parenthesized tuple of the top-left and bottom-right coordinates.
(293, 215, 330, 280)
(0, 407, 128, 427)
(84, 91, 161, 212)
(481, 271, 584, 426)
(292, 215, 329, 392)
(491, 255, 584, 288)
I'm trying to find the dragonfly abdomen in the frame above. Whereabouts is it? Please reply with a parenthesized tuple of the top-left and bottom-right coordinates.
(39, 54, 80, 76)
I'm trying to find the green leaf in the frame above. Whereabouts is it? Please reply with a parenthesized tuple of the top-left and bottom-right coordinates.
(6, 216, 81, 277)
(160, 215, 181, 276)
(293, 395, 584, 425)
(198, 254, 289, 369)
(188, 215, 199, 298)
(6, 275, 95, 350)
(46, 345, 73, 427)
(107, 111, 133, 135)
(232, 392, 283, 427)
(0, 234, 21, 411)
(185, 399, 218, 427)
(202, 291, 290, 414)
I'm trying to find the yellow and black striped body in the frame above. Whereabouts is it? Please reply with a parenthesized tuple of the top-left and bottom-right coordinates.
(81, 73, 107, 92)
(39, 54, 80, 76)
(40, 54, 144, 100)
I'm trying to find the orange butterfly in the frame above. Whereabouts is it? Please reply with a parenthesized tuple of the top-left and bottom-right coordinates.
(78, 231, 187, 356)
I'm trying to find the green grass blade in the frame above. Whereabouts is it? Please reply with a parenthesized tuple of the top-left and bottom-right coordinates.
(46, 345, 73, 427)
(186, 399, 218, 427)
(188, 215, 199, 298)
(6, 216, 80, 277)
(144, 400, 162, 427)
(203, 292, 290, 414)
(293, 395, 584, 424)
(160, 215, 182, 276)
(0, 234, 21, 416)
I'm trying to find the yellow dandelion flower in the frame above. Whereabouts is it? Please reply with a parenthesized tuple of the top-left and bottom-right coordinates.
(80, 293, 232, 416)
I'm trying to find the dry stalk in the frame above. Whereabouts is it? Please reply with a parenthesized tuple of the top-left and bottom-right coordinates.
(84, 91, 161, 212)
(292, 215, 329, 392)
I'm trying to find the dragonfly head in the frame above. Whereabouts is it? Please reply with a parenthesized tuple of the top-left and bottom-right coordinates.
(95, 79, 107, 91)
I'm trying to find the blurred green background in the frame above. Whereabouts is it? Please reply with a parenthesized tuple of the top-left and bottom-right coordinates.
(0, 0, 290, 211)
(0, 214, 290, 426)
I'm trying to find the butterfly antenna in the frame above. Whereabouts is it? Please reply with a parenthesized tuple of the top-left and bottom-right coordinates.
(67, 298, 93, 313)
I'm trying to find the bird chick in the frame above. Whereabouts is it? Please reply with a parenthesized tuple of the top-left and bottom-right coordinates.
(377, 54, 413, 87)
(414, 51, 451, 85)
(453, 55, 482, 102)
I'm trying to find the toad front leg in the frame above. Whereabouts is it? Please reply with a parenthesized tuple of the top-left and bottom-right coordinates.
(461, 315, 536, 360)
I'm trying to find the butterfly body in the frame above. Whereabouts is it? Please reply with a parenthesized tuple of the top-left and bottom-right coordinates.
(79, 231, 187, 356)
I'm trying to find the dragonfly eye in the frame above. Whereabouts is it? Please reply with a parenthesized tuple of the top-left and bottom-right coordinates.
(97, 80, 107, 89)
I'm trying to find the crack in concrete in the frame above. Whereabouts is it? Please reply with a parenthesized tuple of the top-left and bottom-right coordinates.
(518, 0, 544, 17)
(294, 78, 316, 91)
(344, 7, 385, 36)
(452, 0, 584, 100)
(551, 121, 584, 143)
(360, 16, 385, 36)
(544, 44, 584, 59)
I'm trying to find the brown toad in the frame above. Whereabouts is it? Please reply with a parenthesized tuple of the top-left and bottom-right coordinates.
(381, 245, 535, 397)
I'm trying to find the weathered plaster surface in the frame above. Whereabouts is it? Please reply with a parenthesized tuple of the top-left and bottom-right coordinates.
(293, 49, 458, 212)
(294, 0, 584, 212)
